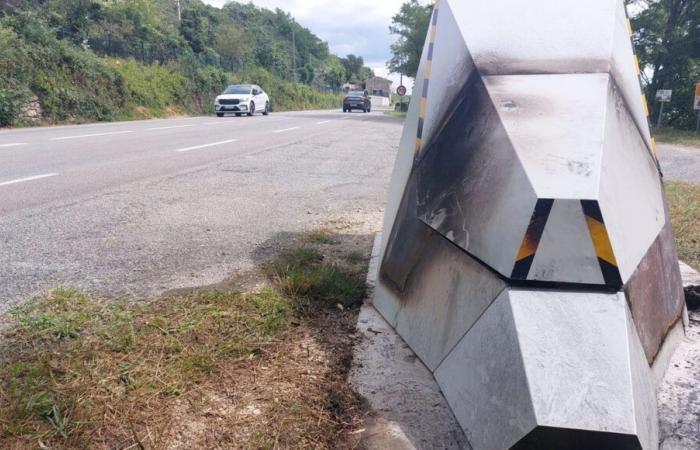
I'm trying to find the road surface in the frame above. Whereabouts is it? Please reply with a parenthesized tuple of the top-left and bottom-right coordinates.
(0, 111, 401, 310)
(657, 143, 700, 185)
(1, 113, 694, 310)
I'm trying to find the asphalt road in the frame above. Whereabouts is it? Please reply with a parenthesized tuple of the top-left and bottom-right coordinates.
(657, 143, 700, 185)
(0, 110, 401, 310)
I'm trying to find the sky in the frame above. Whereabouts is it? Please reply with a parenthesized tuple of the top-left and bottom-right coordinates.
(202, 0, 417, 90)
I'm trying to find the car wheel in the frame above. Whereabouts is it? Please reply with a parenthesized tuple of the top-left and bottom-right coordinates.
(235, 113, 242, 117)
(263, 102, 270, 116)
(248, 102, 255, 117)
(216, 113, 224, 117)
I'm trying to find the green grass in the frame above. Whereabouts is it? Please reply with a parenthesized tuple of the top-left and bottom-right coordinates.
(269, 248, 366, 310)
(303, 228, 338, 245)
(666, 181, 700, 270)
(384, 110, 407, 118)
(654, 128, 700, 148)
(0, 285, 290, 447)
(0, 242, 368, 448)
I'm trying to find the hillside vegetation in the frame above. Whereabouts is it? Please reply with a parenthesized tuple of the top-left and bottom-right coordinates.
(0, 0, 370, 126)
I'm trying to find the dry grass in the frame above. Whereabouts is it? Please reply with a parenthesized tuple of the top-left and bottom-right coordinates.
(655, 128, 700, 148)
(666, 181, 700, 270)
(0, 230, 372, 449)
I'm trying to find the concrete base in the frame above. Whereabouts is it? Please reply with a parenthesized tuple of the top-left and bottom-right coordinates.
(351, 234, 700, 449)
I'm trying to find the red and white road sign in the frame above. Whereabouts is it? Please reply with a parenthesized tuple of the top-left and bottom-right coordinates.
(397, 85, 407, 97)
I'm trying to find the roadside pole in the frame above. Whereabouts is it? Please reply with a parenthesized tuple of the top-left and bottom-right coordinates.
(694, 82, 700, 134)
(655, 89, 672, 130)
(399, 72, 404, 112)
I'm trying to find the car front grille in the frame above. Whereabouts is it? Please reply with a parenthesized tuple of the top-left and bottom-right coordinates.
(219, 99, 240, 105)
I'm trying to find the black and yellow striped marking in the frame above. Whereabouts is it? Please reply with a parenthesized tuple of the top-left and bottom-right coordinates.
(624, 5, 660, 166)
(581, 200, 623, 287)
(414, 3, 440, 156)
(511, 199, 554, 280)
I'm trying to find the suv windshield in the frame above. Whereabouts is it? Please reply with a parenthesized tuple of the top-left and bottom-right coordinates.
(348, 91, 365, 97)
(223, 85, 252, 95)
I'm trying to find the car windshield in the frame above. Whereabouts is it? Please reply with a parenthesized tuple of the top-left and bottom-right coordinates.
(223, 85, 252, 95)
(348, 91, 365, 97)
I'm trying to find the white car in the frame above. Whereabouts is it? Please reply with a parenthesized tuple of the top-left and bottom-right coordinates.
(214, 84, 271, 117)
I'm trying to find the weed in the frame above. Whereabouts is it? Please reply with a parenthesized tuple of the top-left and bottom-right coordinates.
(269, 247, 366, 310)
(666, 181, 700, 269)
(304, 228, 338, 245)
(655, 128, 700, 148)
(1, 238, 369, 448)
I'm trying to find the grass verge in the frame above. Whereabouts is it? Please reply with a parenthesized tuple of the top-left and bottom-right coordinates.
(0, 231, 371, 449)
(666, 181, 700, 270)
(383, 110, 407, 118)
(654, 128, 700, 148)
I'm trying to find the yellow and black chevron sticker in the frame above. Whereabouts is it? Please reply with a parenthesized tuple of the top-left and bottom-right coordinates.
(581, 200, 623, 288)
(624, 4, 660, 170)
(414, 2, 440, 157)
(511, 199, 554, 280)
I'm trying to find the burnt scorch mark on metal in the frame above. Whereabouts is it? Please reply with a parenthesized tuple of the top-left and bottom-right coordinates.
(473, 56, 611, 77)
(380, 172, 434, 293)
(581, 200, 623, 288)
(511, 199, 554, 280)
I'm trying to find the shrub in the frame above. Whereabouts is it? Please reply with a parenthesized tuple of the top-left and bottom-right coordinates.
(0, 87, 29, 126)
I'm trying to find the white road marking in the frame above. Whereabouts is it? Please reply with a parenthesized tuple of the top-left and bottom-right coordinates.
(174, 139, 239, 153)
(0, 143, 26, 148)
(0, 173, 58, 187)
(147, 125, 194, 131)
(50, 130, 135, 141)
(316, 120, 333, 125)
(273, 127, 301, 133)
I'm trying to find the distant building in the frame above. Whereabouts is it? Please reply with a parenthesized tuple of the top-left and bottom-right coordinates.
(365, 76, 392, 98)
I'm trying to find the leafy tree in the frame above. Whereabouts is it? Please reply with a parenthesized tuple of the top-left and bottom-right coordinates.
(213, 25, 251, 68)
(387, 0, 433, 78)
(340, 54, 374, 81)
(628, 0, 699, 129)
(322, 57, 347, 89)
(340, 54, 364, 79)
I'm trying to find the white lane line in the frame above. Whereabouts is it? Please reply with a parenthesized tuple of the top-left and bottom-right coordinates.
(174, 139, 239, 153)
(147, 125, 195, 131)
(50, 130, 135, 141)
(0, 173, 59, 187)
(0, 143, 26, 148)
(316, 120, 333, 125)
(273, 126, 301, 133)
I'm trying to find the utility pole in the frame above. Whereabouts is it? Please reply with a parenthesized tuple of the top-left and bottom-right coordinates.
(291, 30, 297, 83)
(399, 71, 404, 112)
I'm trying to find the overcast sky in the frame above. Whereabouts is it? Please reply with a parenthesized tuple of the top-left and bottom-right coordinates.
(202, 0, 418, 89)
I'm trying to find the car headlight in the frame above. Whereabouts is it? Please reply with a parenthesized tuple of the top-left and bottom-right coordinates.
(214, 98, 220, 105)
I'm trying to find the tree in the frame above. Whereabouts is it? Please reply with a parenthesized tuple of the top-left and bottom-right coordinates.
(213, 26, 251, 67)
(387, 0, 433, 78)
(340, 54, 364, 79)
(629, 0, 700, 129)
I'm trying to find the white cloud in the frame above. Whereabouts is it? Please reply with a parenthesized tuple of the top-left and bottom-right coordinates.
(203, 0, 422, 91)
